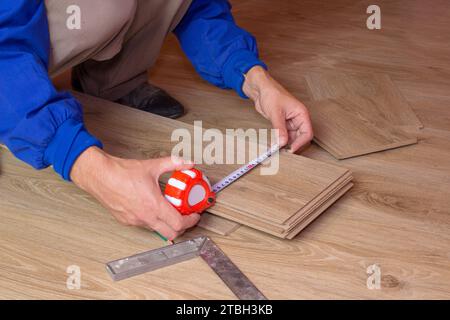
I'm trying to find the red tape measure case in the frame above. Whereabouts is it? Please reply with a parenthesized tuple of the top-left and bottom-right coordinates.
(164, 168, 216, 215)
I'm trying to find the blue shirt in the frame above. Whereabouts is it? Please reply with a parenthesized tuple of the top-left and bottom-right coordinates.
(0, 0, 266, 180)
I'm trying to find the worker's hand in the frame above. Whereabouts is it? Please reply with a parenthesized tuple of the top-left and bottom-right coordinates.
(70, 147, 200, 240)
(243, 66, 313, 152)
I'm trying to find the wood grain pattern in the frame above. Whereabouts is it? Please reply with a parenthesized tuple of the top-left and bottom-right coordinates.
(307, 98, 418, 159)
(5, 0, 450, 299)
(303, 71, 422, 159)
(305, 72, 423, 130)
(213, 175, 353, 237)
(197, 213, 240, 236)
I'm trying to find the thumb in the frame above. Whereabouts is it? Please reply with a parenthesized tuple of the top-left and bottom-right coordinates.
(154, 156, 194, 175)
(270, 110, 289, 147)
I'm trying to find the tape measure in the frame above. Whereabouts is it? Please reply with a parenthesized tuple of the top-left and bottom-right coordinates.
(164, 144, 280, 215)
(164, 168, 216, 215)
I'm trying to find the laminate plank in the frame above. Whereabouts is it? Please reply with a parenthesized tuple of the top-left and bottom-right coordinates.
(197, 213, 240, 236)
(283, 173, 353, 227)
(213, 171, 352, 230)
(305, 72, 423, 130)
(207, 152, 349, 225)
(213, 177, 353, 237)
(285, 183, 354, 239)
(308, 98, 418, 159)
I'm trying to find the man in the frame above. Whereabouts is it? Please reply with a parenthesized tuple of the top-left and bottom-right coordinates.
(0, 0, 313, 240)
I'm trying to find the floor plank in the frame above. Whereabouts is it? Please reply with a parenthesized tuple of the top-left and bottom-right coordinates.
(307, 98, 417, 159)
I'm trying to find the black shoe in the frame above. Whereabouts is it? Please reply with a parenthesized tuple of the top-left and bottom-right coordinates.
(71, 71, 83, 92)
(71, 72, 184, 119)
(116, 83, 185, 119)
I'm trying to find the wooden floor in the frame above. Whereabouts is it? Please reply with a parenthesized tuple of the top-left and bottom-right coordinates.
(1, 0, 450, 299)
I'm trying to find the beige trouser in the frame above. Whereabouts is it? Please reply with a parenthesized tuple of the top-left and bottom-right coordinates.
(46, 0, 192, 100)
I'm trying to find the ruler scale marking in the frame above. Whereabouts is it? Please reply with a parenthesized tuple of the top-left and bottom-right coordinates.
(212, 143, 280, 193)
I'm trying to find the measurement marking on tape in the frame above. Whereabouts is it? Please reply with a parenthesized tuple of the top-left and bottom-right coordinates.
(212, 144, 280, 193)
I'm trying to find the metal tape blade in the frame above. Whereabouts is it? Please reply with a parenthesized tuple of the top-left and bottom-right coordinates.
(212, 143, 280, 194)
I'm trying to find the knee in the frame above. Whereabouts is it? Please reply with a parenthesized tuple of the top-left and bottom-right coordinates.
(100, 0, 137, 33)
(81, 0, 137, 47)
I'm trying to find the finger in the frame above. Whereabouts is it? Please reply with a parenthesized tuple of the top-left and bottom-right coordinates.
(269, 110, 289, 147)
(153, 156, 194, 176)
(286, 118, 299, 131)
(290, 133, 309, 153)
(151, 220, 180, 240)
(289, 123, 314, 152)
(158, 197, 201, 232)
(288, 130, 298, 145)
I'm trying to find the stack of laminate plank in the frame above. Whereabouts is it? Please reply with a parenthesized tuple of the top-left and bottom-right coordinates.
(207, 153, 353, 239)
(304, 72, 423, 159)
(77, 92, 353, 239)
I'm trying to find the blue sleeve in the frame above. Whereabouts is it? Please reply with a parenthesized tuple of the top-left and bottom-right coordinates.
(0, 0, 102, 181)
(173, 0, 267, 99)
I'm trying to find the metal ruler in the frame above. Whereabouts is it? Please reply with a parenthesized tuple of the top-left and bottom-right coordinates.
(212, 143, 280, 193)
(106, 236, 267, 300)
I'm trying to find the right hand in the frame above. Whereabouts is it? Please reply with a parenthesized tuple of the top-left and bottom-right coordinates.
(70, 146, 201, 240)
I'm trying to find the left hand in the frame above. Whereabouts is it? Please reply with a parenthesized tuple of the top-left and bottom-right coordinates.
(242, 66, 313, 152)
